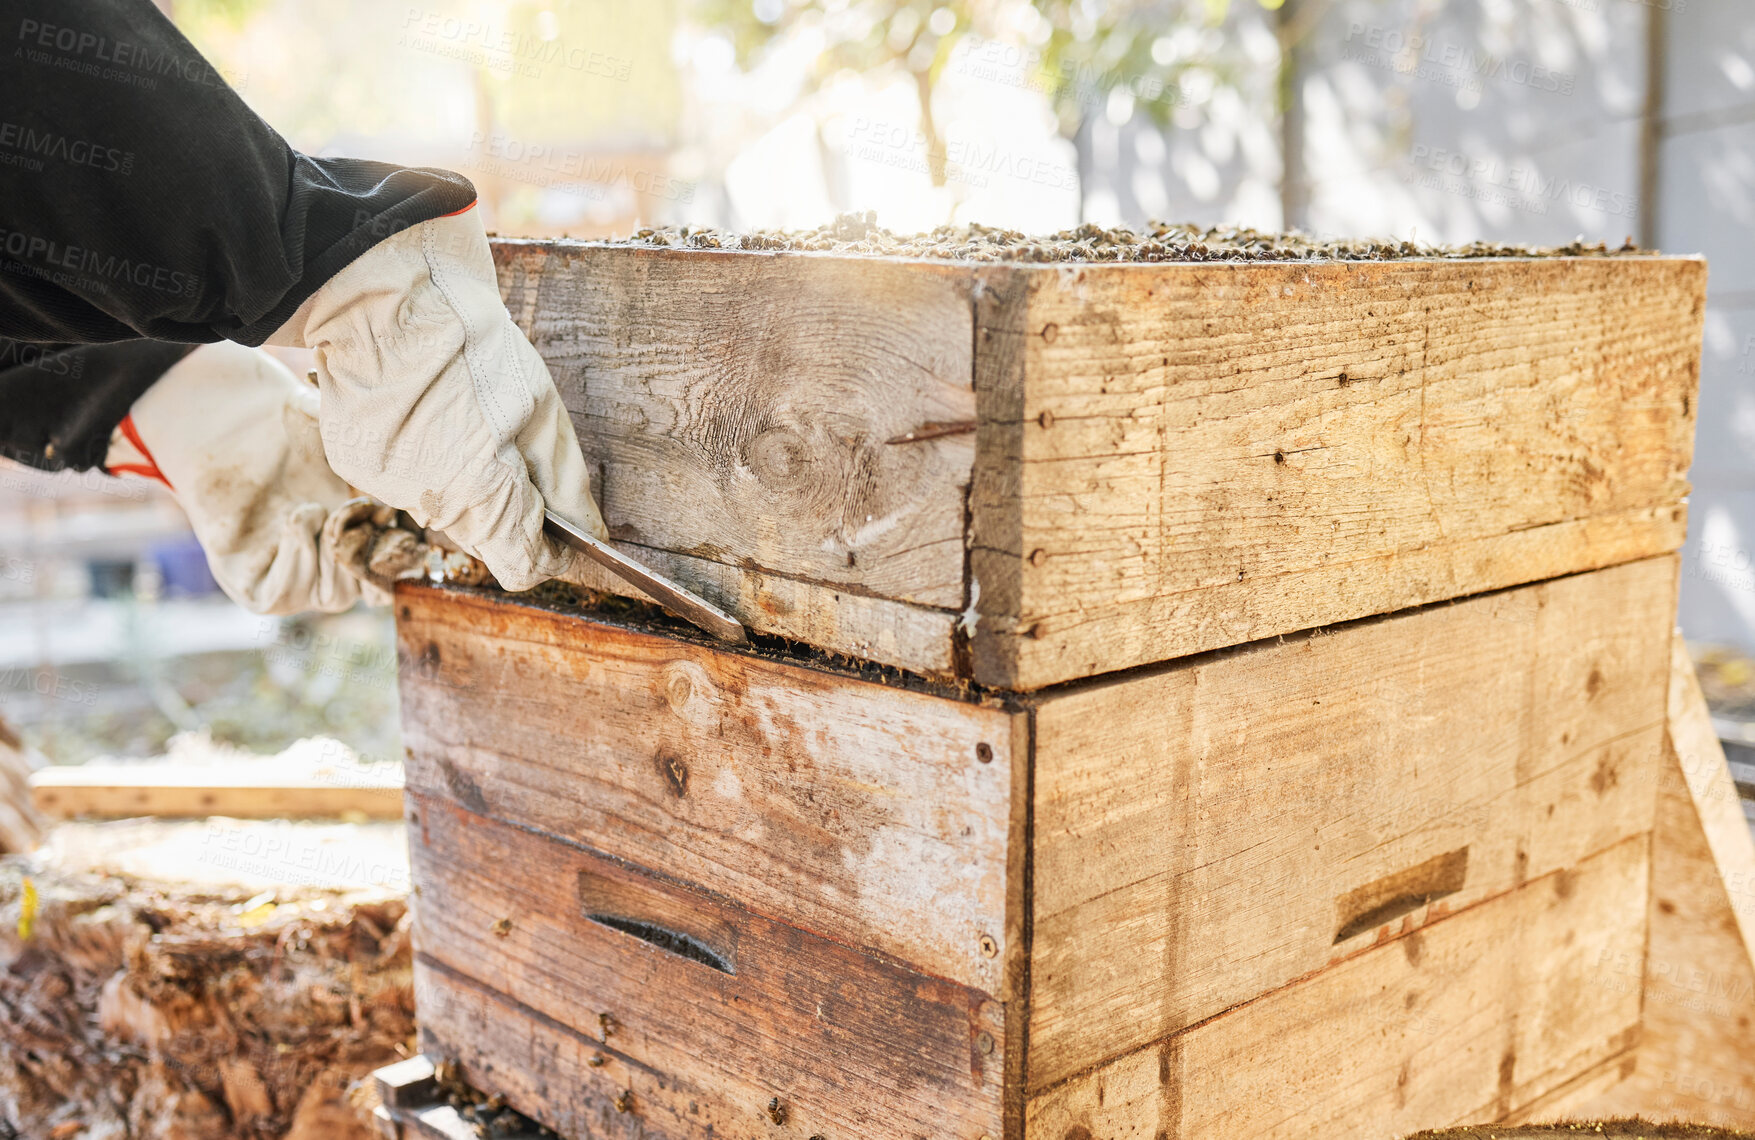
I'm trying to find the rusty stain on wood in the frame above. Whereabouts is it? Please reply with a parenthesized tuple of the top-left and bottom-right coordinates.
(885, 420, 979, 445)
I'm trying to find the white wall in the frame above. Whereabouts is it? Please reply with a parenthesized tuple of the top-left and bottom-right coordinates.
(1661, 0, 1755, 650)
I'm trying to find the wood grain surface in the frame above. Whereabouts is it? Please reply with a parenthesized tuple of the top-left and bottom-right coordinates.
(30, 764, 403, 821)
(493, 245, 1701, 688)
(408, 793, 1005, 1140)
(1026, 556, 1676, 1090)
(1568, 638, 1755, 1128)
(973, 257, 1703, 688)
(550, 539, 961, 674)
(1027, 835, 1649, 1139)
(495, 242, 977, 610)
(396, 585, 1019, 995)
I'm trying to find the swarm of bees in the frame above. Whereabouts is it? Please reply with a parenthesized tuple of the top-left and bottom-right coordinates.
(433, 1057, 558, 1136)
(619, 215, 1645, 264)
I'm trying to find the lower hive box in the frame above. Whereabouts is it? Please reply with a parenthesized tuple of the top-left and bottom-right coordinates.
(392, 554, 1676, 1139)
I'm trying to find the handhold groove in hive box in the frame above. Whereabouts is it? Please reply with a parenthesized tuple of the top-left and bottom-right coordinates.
(1333, 846, 1471, 944)
(579, 864, 740, 975)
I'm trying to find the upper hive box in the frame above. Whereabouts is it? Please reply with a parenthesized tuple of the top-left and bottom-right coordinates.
(493, 230, 1704, 690)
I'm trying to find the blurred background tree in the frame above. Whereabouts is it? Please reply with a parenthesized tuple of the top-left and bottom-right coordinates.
(692, 0, 1295, 188)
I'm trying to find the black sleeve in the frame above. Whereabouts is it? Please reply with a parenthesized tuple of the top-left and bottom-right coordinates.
(0, 0, 477, 348)
(0, 337, 196, 471)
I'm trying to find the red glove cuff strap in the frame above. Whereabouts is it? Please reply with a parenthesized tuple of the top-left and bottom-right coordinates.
(109, 414, 173, 490)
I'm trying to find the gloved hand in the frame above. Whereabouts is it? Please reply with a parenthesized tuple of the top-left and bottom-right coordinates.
(267, 204, 607, 592)
(324, 497, 491, 595)
(105, 341, 372, 615)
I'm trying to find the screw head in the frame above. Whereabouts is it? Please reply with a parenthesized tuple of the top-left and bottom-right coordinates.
(977, 1031, 995, 1055)
(975, 742, 994, 764)
(979, 933, 999, 958)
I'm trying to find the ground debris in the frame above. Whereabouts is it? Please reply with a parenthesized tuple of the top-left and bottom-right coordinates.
(607, 214, 1650, 263)
(0, 859, 413, 1139)
(1413, 1120, 1755, 1138)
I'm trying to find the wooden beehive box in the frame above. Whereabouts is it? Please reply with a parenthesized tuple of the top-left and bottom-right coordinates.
(493, 241, 1701, 690)
(392, 242, 1707, 1140)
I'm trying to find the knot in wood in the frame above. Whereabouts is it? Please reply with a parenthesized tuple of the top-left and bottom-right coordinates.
(746, 425, 814, 488)
(655, 748, 690, 799)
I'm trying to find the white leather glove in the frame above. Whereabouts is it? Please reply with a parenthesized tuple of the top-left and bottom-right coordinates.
(267, 205, 607, 592)
(105, 341, 370, 615)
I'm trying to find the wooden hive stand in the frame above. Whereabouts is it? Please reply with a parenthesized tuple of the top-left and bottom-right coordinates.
(373, 241, 1729, 1140)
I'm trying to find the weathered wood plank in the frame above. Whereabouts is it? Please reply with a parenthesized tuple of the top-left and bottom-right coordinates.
(1026, 835, 1649, 1139)
(371, 1055, 552, 1140)
(397, 585, 1018, 995)
(999, 685, 1034, 1140)
(1661, 635, 1755, 954)
(412, 967, 752, 1140)
(969, 268, 1032, 696)
(968, 257, 1703, 688)
(1500, 1047, 1642, 1126)
(408, 793, 1005, 1140)
(552, 540, 961, 675)
(373, 1055, 438, 1111)
(1027, 556, 1676, 1091)
(495, 242, 977, 612)
(30, 763, 403, 820)
(1570, 639, 1755, 1129)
